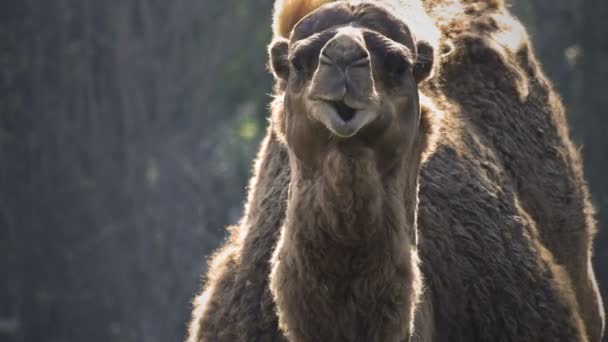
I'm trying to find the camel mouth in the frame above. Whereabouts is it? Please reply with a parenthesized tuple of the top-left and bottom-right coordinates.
(309, 100, 378, 138)
(329, 100, 357, 122)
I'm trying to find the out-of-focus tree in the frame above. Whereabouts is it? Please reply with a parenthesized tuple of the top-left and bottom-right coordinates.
(1, 0, 273, 341)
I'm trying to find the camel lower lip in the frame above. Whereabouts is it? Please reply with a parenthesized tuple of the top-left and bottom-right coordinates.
(323, 110, 365, 138)
(332, 124, 359, 138)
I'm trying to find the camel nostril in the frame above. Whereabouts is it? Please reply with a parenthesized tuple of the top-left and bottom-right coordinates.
(330, 101, 357, 122)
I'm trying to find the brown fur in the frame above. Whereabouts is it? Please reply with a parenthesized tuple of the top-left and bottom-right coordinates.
(187, 128, 290, 342)
(269, 147, 423, 341)
(187, 0, 604, 341)
(273, 0, 333, 38)
(416, 1, 604, 339)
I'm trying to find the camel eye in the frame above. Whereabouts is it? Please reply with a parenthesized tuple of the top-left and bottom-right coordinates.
(290, 46, 318, 74)
(291, 55, 305, 72)
(289, 31, 336, 76)
(387, 53, 409, 76)
(363, 31, 411, 83)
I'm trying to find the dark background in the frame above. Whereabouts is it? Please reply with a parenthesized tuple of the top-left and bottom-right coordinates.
(0, 1, 606, 341)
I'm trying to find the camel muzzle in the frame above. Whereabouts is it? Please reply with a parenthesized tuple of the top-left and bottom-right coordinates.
(308, 29, 379, 138)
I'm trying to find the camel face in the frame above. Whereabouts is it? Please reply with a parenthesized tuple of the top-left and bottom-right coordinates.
(269, 1, 433, 170)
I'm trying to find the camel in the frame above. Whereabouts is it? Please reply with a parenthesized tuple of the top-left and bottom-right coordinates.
(267, 3, 436, 340)
(187, 0, 604, 341)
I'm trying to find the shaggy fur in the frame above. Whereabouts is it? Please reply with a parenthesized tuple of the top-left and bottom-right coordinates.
(187, 128, 290, 342)
(187, 0, 605, 341)
(415, 2, 604, 339)
(269, 147, 423, 341)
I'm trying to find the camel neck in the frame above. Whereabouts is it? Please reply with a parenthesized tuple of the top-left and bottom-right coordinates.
(284, 150, 418, 261)
(270, 150, 421, 342)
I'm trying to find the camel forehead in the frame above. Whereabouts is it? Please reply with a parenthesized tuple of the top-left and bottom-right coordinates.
(275, 1, 415, 49)
(273, 0, 439, 48)
(274, 0, 394, 38)
(273, 0, 336, 39)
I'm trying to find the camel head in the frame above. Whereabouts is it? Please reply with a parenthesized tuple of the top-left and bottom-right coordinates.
(269, 1, 434, 173)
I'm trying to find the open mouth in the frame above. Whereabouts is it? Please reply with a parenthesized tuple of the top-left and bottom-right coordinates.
(309, 99, 378, 139)
(329, 100, 357, 122)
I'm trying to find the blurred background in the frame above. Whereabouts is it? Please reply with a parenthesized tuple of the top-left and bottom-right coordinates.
(0, 0, 606, 341)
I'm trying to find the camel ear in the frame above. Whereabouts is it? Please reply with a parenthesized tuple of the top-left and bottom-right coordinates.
(269, 37, 290, 81)
(413, 40, 434, 83)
